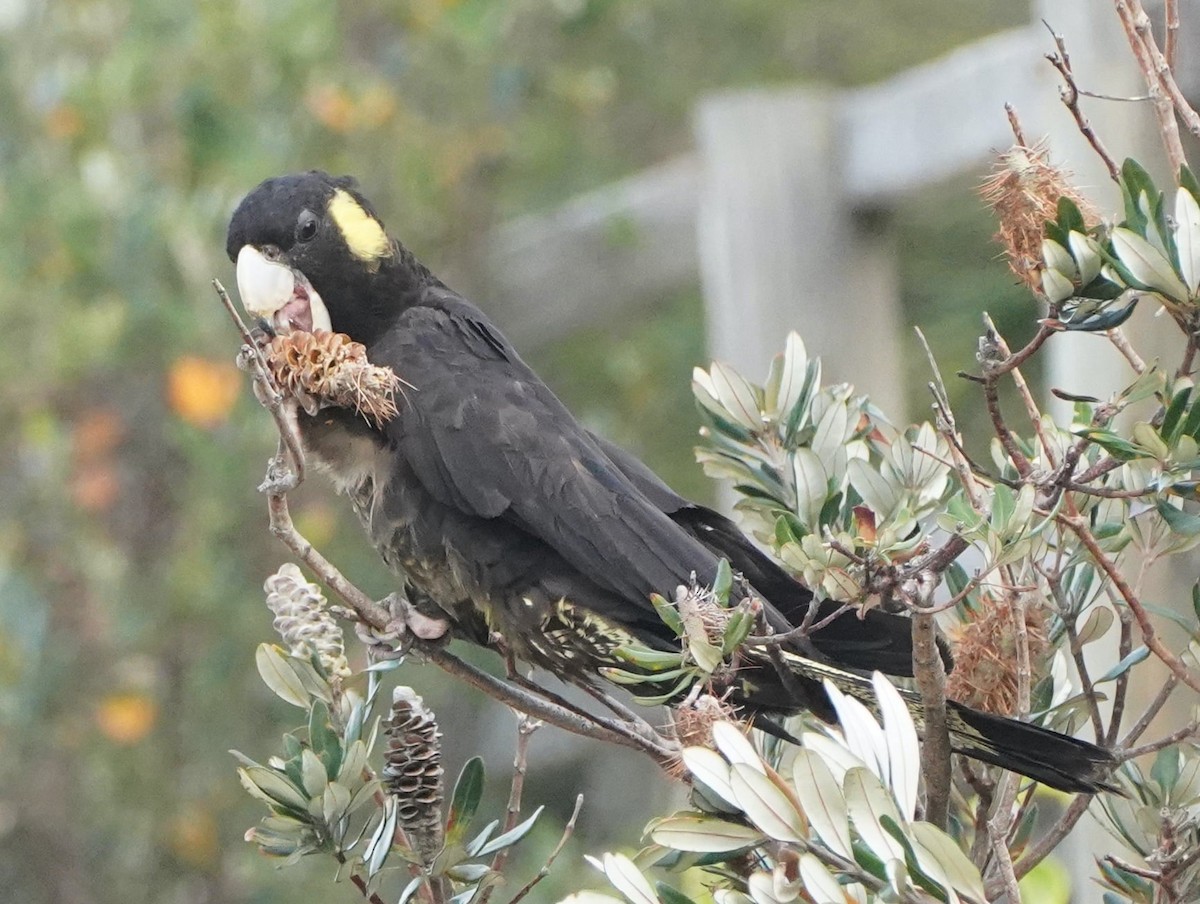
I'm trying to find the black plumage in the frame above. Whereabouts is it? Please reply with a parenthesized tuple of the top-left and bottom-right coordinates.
(226, 171, 1116, 794)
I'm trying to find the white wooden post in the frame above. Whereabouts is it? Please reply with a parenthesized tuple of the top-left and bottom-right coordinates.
(694, 89, 908, 421)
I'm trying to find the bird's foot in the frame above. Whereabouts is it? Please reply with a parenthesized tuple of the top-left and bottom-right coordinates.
(353, 592, 451, 658)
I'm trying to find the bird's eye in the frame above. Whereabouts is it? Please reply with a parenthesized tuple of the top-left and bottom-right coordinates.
(295, 212, 319, 244)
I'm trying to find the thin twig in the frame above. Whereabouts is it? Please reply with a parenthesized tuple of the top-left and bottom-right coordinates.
(985, 314, 1056, 467)
(1043, 24, 1122, 183)
(1049, 574, 1107, 740)
(504, 795, 584, 904)
(1164, 0, 1180, 71)
(1119, 674, 1178, 747)
(1108, 327, 1148, 374)
(480, 716, 541, 904)
(1062, 501, 1200, 694)
(1117, 719, 1200, 760)
(1013, 793, 1095, 879)
(1107, 597, 1137, 747)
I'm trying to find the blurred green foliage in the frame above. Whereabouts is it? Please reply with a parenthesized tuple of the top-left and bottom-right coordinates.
(0, 1, 1029, 902)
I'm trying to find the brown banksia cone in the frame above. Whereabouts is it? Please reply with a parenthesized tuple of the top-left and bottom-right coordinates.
(672, 694, 739, 752)
(264, 563, 351, 678)
(980, 142, 1098, 294)
(265, 330, 402, 426)
(382, 686, 445, 863)
(945, 594, 1048, 716)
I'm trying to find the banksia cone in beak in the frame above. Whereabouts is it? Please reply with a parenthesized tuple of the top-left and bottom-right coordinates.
(980, 142, 1097, 295)
(263, 563, 351, 678)
(382, 686, 445, 863)
(945, 594, 1048, 716)
(265, 330, 402, 426)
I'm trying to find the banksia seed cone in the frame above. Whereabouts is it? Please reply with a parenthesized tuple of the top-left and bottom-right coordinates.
(263, 563, 351, 678)
(382, 686, 444, 863)
(265, 330, 402, 426)
(980, 142, 1097, 294)
(945, 594, 1048, 716)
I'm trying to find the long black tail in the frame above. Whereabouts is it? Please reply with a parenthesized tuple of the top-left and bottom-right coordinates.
(674, 506, 952, 676)
(775, 651, 1118, 794)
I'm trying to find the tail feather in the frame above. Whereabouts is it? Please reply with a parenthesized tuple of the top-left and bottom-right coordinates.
(774, 650, 1117, 794)
(947, 704, 1118, 793)
(674, 506, 952, 676)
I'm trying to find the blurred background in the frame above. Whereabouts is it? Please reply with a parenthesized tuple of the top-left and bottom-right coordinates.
(0, 1, 1097, 902)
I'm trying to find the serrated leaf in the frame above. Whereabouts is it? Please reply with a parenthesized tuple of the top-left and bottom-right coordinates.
(602, 852, 659, 904)
(843, 767, 905, 863)
(649, 814, 764, 852)
(476, 805, 545, 856)
(256, 644, 311, 708)
(791, 749, 852, 858)
(729, 763, 804, 842)
(446, 757, 485, 844)
(908, 821, 986, 903)
(1112, 227, 1190, 300)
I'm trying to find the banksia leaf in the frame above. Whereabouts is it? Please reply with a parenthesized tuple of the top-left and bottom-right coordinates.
(263, 564, 351, 679)
(265, 330, 402, 426)
(382, 686, 445, 863)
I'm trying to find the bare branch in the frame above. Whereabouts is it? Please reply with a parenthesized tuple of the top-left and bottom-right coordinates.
(1043, 25, 1122, 182)
(1063, 501, 1200, 694)
(504, 795, 583, 904)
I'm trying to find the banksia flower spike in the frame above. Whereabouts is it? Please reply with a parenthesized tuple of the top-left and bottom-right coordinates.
(263, 563, 351, 678)
(945, 594, 1048, 716)
(265, 330, 403, 426)
(980, 142, 1098, 295)
(382, 686, 445, 863)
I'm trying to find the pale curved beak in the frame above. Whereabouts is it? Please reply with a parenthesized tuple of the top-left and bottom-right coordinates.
(234, 245, 332, 334)
(236, 246, 294, 319)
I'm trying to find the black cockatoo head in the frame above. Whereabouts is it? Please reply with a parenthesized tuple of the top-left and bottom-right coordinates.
(226, 171, 410, 345)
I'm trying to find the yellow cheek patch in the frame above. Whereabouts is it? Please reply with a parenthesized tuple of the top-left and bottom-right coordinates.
(328, 189, 391, 262)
